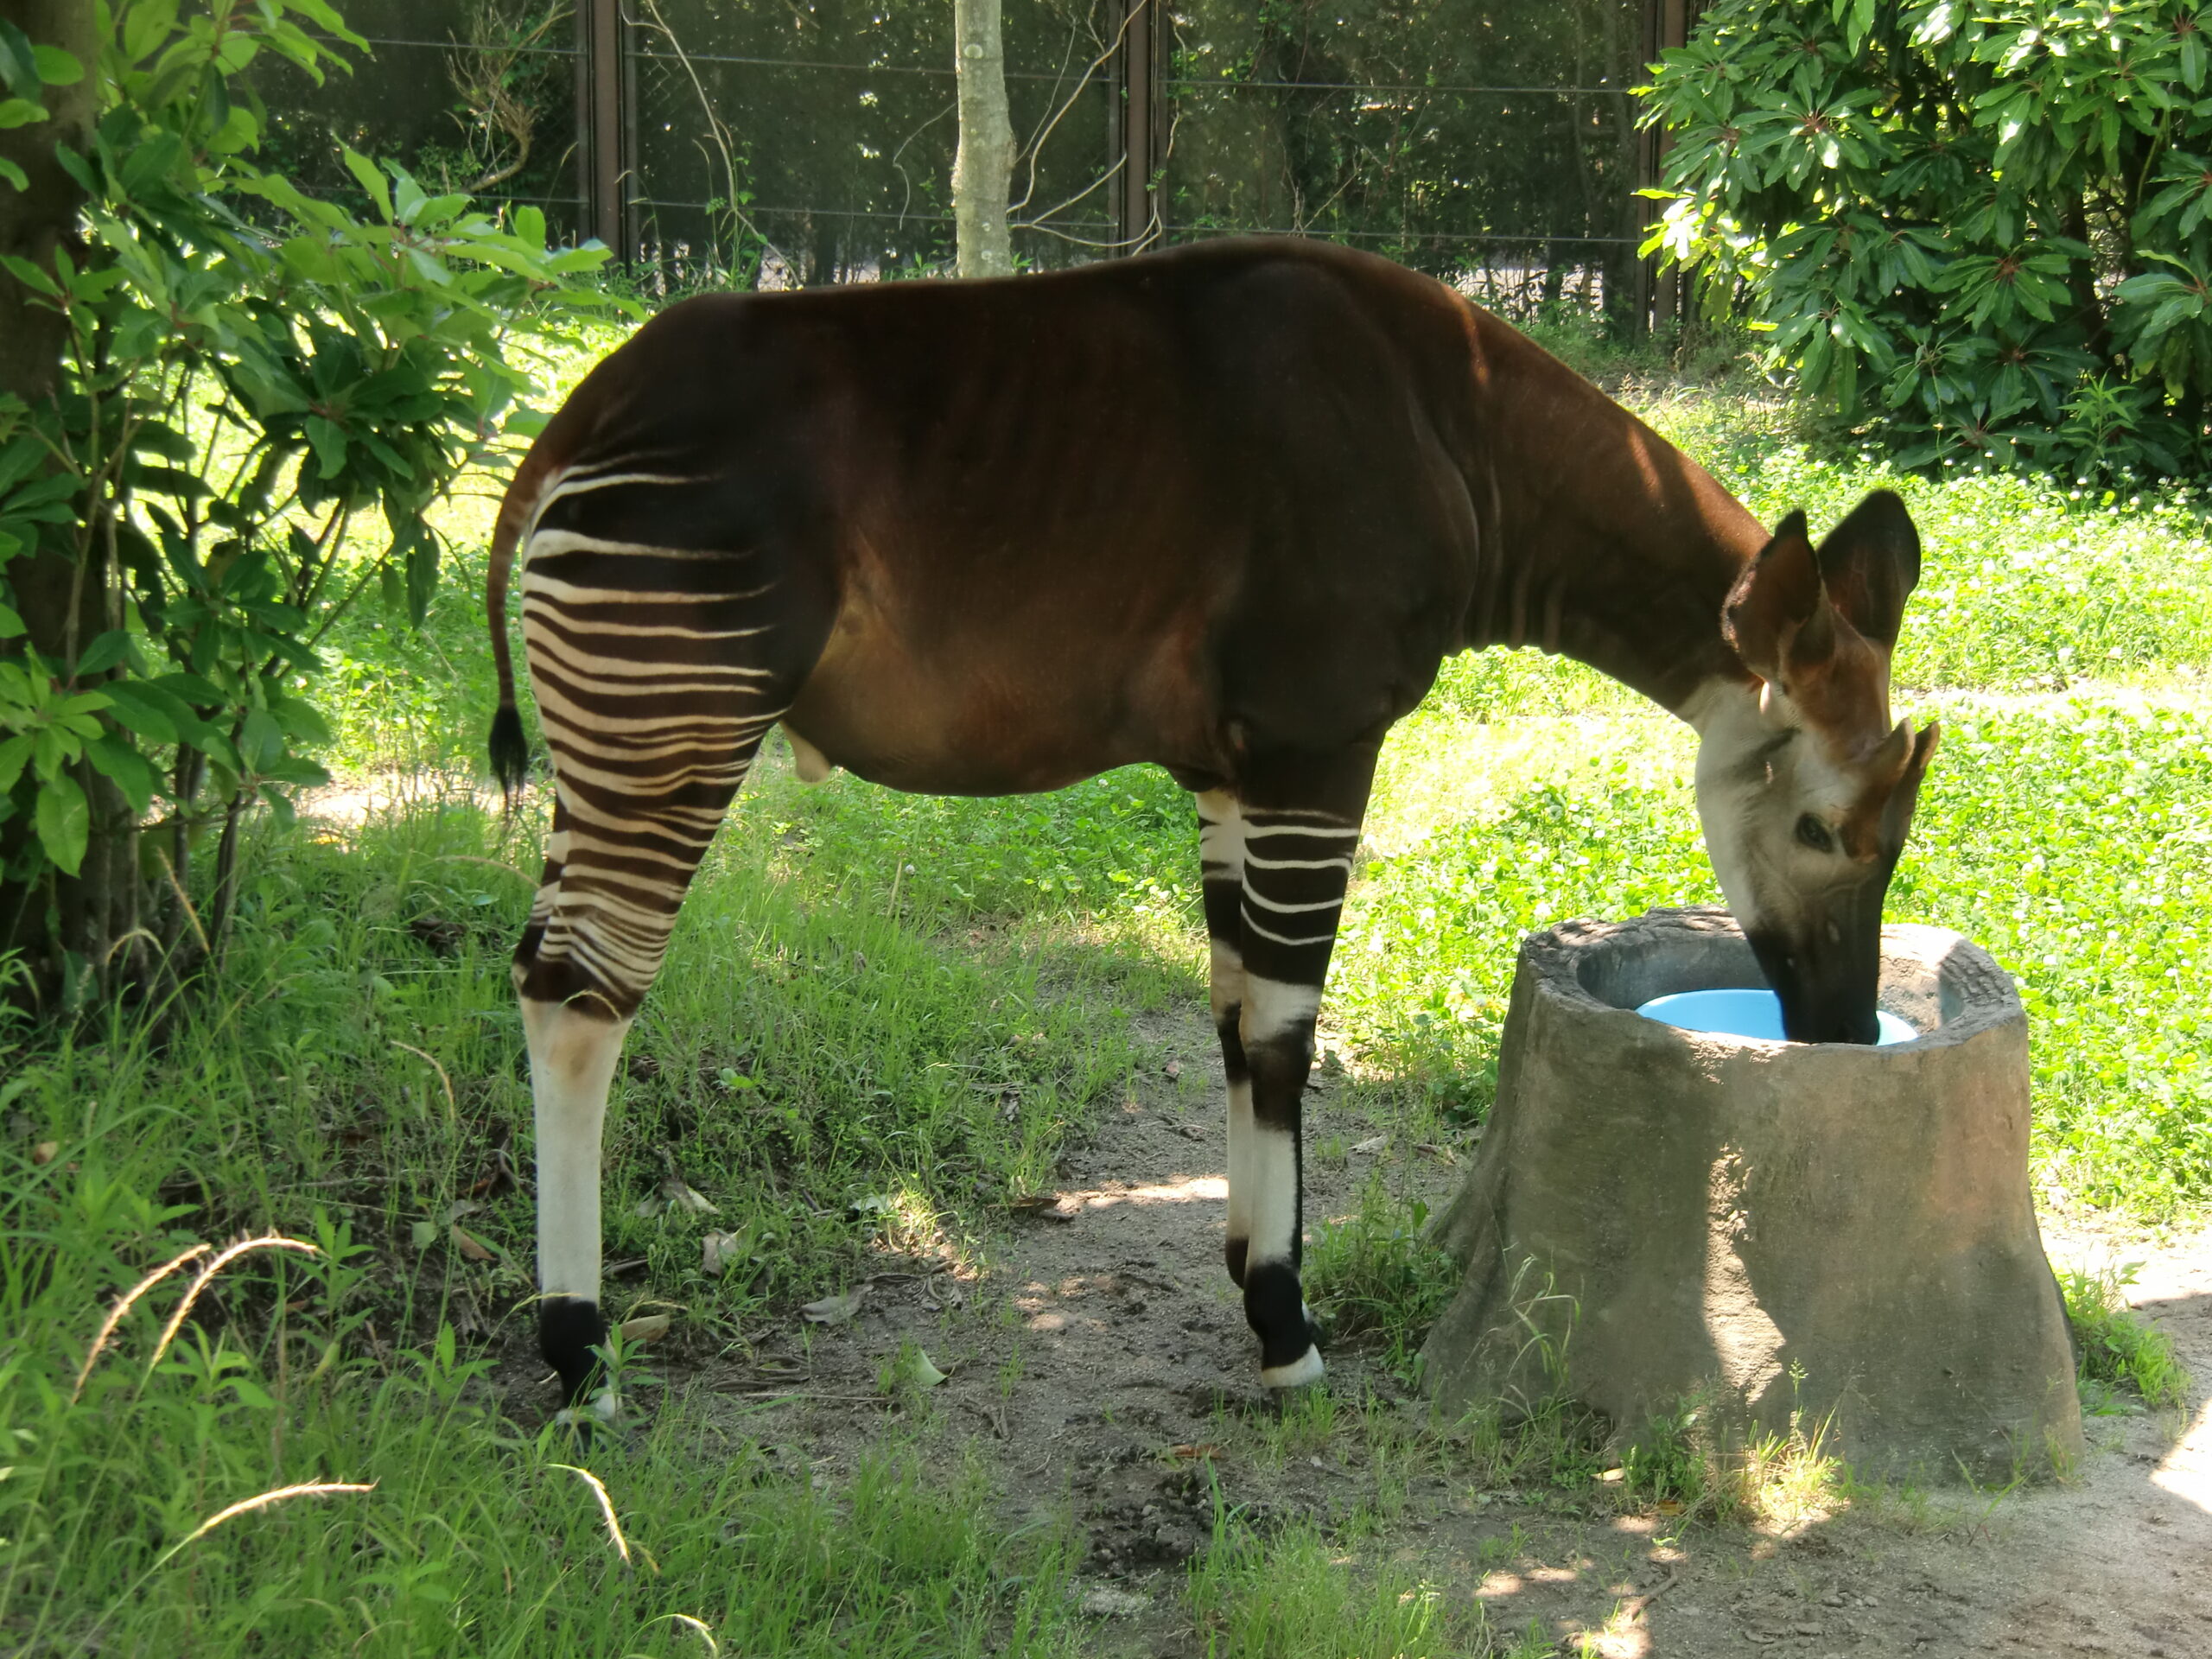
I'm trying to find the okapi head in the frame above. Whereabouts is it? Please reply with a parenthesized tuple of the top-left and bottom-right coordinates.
(1695, 489, 1942, 1044)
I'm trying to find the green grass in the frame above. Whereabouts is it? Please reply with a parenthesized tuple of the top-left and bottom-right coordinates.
(7, 359, 2212, 1646)
(0, 1226, 1082, 1655)
(1300, 1179, 1460, 1380)
(2061, 1262, 2193, 1414)
(1187, 1507, 1479, 1659)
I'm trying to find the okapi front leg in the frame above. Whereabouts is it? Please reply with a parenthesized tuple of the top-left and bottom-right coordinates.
(1231, 778, 1368, 1389)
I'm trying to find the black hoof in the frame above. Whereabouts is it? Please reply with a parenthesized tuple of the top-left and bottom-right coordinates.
(1243, 1261, 1319, 1373)
(540, 1295, 608, 1408)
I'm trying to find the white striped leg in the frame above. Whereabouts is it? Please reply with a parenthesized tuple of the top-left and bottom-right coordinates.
(1197, 791, 1254, 1285)
(1235, 801, 1363, 1389)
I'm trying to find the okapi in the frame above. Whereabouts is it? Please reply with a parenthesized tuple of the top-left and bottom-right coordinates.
(485, 237, 1939, 1418)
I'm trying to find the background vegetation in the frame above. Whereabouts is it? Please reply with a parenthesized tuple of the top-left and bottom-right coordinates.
(1644, 0, 2212, 477)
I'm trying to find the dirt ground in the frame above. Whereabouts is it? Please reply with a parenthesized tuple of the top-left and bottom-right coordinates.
(629, 997, 2212, 1658)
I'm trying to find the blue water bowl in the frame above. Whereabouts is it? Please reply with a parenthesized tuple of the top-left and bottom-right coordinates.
(1637, 988, 1917, 1047)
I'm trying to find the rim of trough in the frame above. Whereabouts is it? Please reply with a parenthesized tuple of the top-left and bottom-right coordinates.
(1517, 904, 2024, 1054)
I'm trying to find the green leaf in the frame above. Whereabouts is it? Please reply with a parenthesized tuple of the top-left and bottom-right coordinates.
(73, 631, 135, 677)
(241, 707, 283, 772)
(35, 772, 88, 875)
(84, 735, 156, 816)
(0, 21, 37, 95)
(0, 600, 22, 639)
(99, 682, 180, 744)
(340, 147, 393, 222)
(0, 733, 30, 793)
(0, 158, 25, 191)
(0, 253, 59, 296)
(303, 414, 347, 480)
(29, 46, 82, 86)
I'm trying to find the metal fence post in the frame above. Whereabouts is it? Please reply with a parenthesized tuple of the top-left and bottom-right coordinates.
(1116, 0, 1159, 252)
(1649, 0, 1690, 329)
(578, 0, 629, 260)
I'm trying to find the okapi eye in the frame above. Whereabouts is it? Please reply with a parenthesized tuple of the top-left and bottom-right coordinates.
(1795, 813, 1836, 854)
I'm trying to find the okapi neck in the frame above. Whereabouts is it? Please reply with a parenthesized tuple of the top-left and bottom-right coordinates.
(1459, 325, 1765, 718)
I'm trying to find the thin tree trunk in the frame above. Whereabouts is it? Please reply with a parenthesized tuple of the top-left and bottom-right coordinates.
(952, 0, 1015, 276)
(0, 0, 104, 1010)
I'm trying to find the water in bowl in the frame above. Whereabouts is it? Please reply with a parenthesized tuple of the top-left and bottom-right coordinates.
(1637, 988, 1917, 1046)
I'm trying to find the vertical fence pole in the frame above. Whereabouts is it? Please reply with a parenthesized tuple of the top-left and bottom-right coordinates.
(1116, 0, 1156, 251)
(580, 0, 628, 260)
(1649, 0, 1690, 329)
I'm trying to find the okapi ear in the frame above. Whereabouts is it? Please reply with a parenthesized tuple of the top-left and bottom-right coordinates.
(1722, 510, 1830, 683)
(1815, 489, 1921, 652)
(1878, 720, 1943, 842)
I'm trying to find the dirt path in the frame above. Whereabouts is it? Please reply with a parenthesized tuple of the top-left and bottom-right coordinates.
(675, 997, 2212, 1657)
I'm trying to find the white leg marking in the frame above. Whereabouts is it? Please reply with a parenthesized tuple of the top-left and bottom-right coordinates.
(1245, 1124, 1300, 1268)
(1225, 1076, 1255, 1246)
(522, 998, 632, 1305)
(1261, 1344, 1326, 1389)
(1241, 973, 1324, 1048)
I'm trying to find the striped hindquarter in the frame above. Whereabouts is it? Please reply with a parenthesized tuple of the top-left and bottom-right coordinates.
(506, 461, 830, 1414)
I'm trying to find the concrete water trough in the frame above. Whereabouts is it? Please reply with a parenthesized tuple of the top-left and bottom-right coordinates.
(1420, 906, 2084, 1484)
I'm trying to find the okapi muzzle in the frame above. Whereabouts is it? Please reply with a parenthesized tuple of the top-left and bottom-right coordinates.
(1700, 489, 1942, 1044)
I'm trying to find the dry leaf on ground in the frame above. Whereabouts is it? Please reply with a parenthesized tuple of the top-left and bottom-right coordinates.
(800, 1290, 864, 1325)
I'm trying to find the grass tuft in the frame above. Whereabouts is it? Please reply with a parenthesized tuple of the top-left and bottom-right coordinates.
(2062, 1262, 2193, 1413)
(1303, 1177, 1460, 1378)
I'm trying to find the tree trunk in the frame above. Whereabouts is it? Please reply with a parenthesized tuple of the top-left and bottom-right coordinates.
(951, 0, 1014, 276)
(0, 2, 123, 1011)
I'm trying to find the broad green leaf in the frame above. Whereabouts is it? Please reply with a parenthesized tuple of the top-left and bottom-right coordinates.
(29, 46, 82, 86)
(34, 772, 88, 875)
(84, 735, 157, 815)
(303, 414, 347, 479)
(341, 147, 393, 222)
(241, 707, 283, 772)
(73, 631, 135, 677)
(0, 21, 36, 94)
(99, 682, 180, 744)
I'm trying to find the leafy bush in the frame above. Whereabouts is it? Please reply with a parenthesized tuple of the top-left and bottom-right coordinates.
(0, 1, 619, 1005)
(1642, 0, 2212, 478)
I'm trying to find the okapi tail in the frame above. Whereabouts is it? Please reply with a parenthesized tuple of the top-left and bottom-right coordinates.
(486, 439, 563, 810)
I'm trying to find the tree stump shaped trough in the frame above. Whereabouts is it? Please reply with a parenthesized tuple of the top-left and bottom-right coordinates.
(1420, 906, 2083, 1484)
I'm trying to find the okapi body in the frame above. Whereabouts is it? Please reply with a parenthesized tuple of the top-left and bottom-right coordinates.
(486, 237, 1940, 1415)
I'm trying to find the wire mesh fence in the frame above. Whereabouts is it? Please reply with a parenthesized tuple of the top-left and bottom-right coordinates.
(251, 2, 588, 238)
(248, 0, 1675, 323)
(623, 0, 1127, 287)
(1160, 0, 1653, 324)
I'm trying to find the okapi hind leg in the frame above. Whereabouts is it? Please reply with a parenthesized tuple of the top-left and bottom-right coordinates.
(521, 994, 629, 1417)
(1197, 790, 1255, 1288)
(1229, 748, 1376, 1389)
(507, 474, 836, 1418)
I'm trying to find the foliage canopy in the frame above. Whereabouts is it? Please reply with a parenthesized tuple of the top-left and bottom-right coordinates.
(0, 0, 619, 1003)
(1643, 0, 2212, 477)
